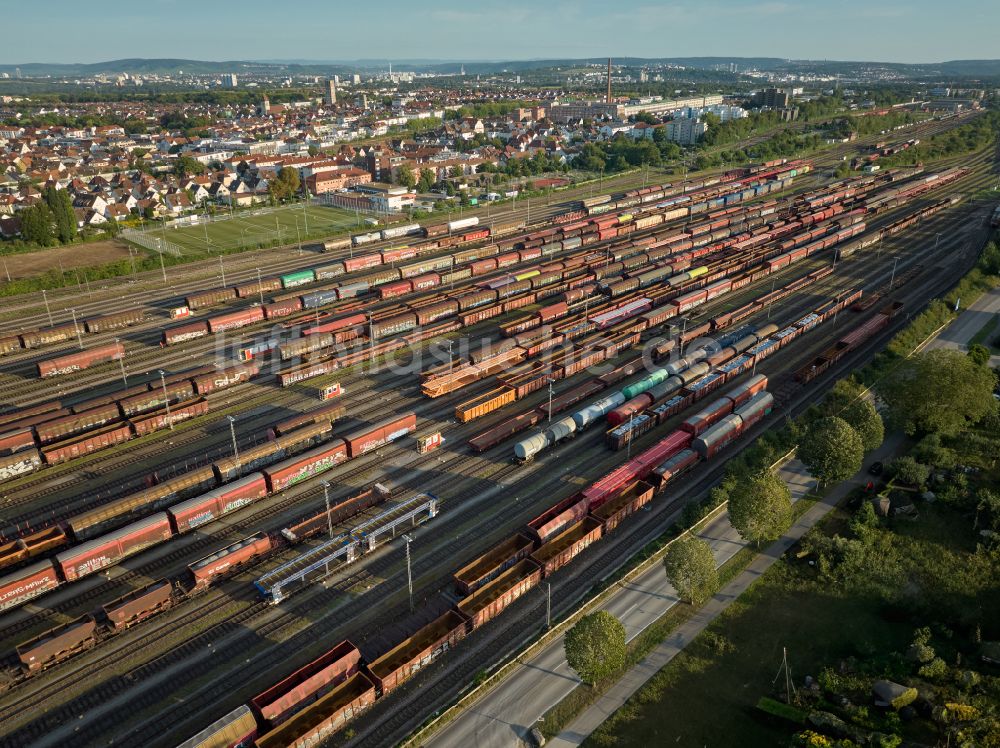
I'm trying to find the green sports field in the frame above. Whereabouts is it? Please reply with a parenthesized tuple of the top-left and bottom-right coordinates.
(139, 203, 364, 255)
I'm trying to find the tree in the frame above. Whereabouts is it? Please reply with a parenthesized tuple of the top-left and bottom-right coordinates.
(307, 145, 320, 157)
(728, 469, 792, 545)
(968, 344, 991, 367)
(43, 186, 77, 244)
(880, 349, 997, 436)
(799, 416, 864, 485)
(448, 165, 464, 179)
(821, 380, 884, 453)
(842, 400, 885, 453)
(912, 433, 957, 470)
(564, 611, 627, 685)
(974, 488, 1000, 531)
(174, 154, 205, 180)
(889, 456, 931, 487)
(662, 535, 718, 605)
(396, 164, 416, 190)
(268, 166, 301, 202)
(20, 203, 54, 246)
(417, 168, 436, 193)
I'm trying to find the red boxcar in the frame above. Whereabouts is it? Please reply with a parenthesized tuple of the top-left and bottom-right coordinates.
(188, 533, 273, 589)
(129, 398, 209, 436)
(262, 440, 348, 492)
(207, 307, 265, 334)
(0, 560, 61, 613)
(162, 320, 210, 345)
(342, 413, 416, 458)
(56, 513, 173, 581)
(252, 640, 361, 726)
(191, 362, 261, 395)
(168, 473, 269, 533)
(302, 312, 367, 336)
(378, 280, 412, 300)
(41, 422, 132, 465)
(34, 402, 120, 444)
(37, 342, 125, 378)
(0, 427, 36, 455)
(343, 254, 381, 273)
(264, 299, 303, 319)
(270, 403, 345, 439)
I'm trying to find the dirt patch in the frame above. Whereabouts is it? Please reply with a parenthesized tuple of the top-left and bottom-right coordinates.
(0, 241, 134, 280)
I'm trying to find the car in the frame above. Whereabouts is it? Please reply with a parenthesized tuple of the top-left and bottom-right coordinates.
(868, 461, 884, 476)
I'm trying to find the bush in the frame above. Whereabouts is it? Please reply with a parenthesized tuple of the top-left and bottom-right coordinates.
(889, 456, 931, 487)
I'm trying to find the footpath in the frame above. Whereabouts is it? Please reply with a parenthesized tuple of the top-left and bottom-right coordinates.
(924, 285, 1000, 365)
(427, 435, 904, 748)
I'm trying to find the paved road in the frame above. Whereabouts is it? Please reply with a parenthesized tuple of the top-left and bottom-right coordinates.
(427, 435, 901, 748)
(925, 285, 1000, 365)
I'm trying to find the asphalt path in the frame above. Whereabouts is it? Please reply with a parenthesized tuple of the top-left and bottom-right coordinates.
(427, 434, 902, 748)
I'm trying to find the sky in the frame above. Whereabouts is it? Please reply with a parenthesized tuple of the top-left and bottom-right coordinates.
(5, 0, 998, 65)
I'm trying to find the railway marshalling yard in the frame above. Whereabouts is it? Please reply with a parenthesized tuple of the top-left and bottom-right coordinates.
(0, 111, 997, 748)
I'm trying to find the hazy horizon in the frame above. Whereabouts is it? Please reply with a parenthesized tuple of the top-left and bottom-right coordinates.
(5, 0, 998, 67)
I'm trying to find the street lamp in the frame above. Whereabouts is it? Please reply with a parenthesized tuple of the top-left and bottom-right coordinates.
(219, 255, 226, 287)
(547, 380, 555, 424)
(402, 534, 414, 612)
(323, 482, 334, 539)
(158, 370, 172, 430)
(70, 308, 83, 349)
(116, 338, 127, 387)
(889, 256, 900, 291)
(41, 289, 53, 327)
(227, 415, 240, 466)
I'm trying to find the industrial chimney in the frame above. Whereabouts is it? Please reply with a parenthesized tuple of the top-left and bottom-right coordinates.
(606, 58, 612, 104)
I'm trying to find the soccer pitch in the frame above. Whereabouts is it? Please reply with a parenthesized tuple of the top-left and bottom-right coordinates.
(150, 204, 364, 255)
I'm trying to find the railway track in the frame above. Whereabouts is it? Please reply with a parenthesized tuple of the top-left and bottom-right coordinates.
(0, 113, 966, 343)
(0, 161, 992, 640)
(0, 172, 993, 745)
(0, 112, 991, 744)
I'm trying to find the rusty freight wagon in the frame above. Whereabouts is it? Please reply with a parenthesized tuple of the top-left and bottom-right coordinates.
(168, 473, 270, 533)
(188, 533, 274, 590)
(255, 673, 377, 748)
(0, 448, 43, 482)
(342, 412, 416, 458)
(56, 513, 173, 581)
(453, 532, 535, 597)
(456, 559, 542, 628)
(0, 559, 61, 612)
(589, 481, 654, 533)
(175, 705, 258, 748)
(530, 517, 602, 576)
(83, 309, 145, 333)
(16, 615, 98, 670)
(366, 609, 469, 694)
(41, 423, 132, 465)
(251, 640, 362, 726)
(36, 342, 125, 378)
(102, 579, 174, 630)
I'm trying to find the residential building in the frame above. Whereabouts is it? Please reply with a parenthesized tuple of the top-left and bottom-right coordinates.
(665, 117, 707, 145)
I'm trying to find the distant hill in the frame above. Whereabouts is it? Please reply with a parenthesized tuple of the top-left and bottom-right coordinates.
(1, 56, 999, 79)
